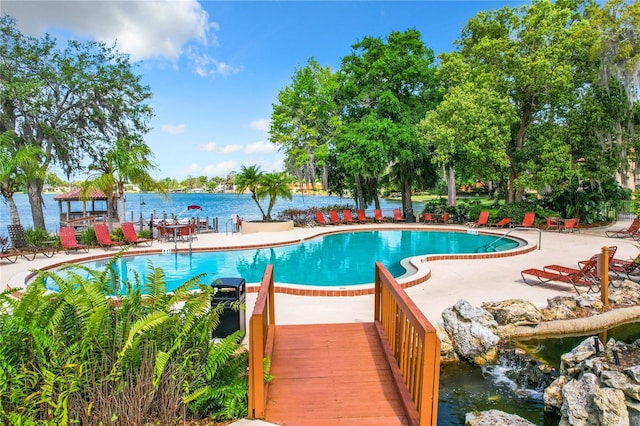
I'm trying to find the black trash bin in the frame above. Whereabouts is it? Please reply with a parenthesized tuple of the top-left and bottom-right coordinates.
(405, 208, 415, 223)
(211, 277, 246, 339)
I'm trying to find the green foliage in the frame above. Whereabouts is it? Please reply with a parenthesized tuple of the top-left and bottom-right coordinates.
(541, 177, 631, 224)
(110, 226, 125, 242)
(496, 201, 540, 226)
(24, 226, 54, 246)
(138, 229, 153, 239)
(79, 227, 97, 246)
(0, 259, 248, 424)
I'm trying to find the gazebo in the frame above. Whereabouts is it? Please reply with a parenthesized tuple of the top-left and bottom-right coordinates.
(53, 188, 119, 229)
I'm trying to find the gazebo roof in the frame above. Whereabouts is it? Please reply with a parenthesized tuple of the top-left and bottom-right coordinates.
(53, 188, 110, 201)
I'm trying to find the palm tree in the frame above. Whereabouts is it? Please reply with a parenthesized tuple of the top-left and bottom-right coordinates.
(234, 164, 267, 220)
(82, 138, 166, 228)
(258, 172, 293, 221)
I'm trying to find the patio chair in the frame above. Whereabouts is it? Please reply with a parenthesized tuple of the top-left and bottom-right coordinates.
(609, 253, 640, 281)
(547, 246, 617, 276)
(487, 218, 511, 228)
(315, 211, 329, 226)
(356, 209, 369, 223)
(0, 237, 18, 263)
(329, 210, 345, 225)
(7, 224, 56, 260)
(121, 222, 153, 246)
(468, 211, 489, 228)
(515, 212, 535, 228)
(521, 257, 600, 294)
(439, 212, 450, 224)
(605, 218, 640, 238)
(544, 217, 559, 231)
(373, 209, 387, 223)
(59, 226, 89, 254)
(343, 210, 362, 224)
(559, 218, 579, 233)
(422, 213, 433, 224)
(393, 209, 406, 222)
(94, 223, 127, 250)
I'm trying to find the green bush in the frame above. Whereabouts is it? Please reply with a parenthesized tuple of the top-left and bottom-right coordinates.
(24, 226, 54, 246)
(79, 227, 97, 246)
(0, 258, 248, 424)
(111, 226, 125, 242)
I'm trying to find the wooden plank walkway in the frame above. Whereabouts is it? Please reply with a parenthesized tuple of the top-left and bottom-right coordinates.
(264, 322, 410, 426)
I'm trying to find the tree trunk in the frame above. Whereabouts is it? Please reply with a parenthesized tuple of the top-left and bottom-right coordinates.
(354, 175, 364, 210)
(401, 181, 412, 216)
(7, 195, 21, 226)
(447, 163, 456, 207)
(26, 178, 46, 230)
(322, 164, 328, 191)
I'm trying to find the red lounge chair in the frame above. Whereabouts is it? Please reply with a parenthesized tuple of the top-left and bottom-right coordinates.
(59, 226, 89, 254)
(393, 209, 406, 222)
(343, 210, 362, 224)
(605, 218, 640, 238)
(0, 236, 18, 263)
(469, 211, 489, 228)
(94, 224, 127, 250)
(121, 222, 153, 246)
(544, 217, 559, 231)
(374, 209, 387, 223)
(559, 218, 579, 233)
(609, 253, 640, 280)
(488, 218, 511, 228)
(521, 257, 600, 294)
(315, 211, 329, 226)
(356, 209, 368, 223)
(422, 213, 433, 224)
(439, 212, 450, 223)
(515, 212, 535, 228)
(329, 210, 345, 225)
(547, 246, 617, 276)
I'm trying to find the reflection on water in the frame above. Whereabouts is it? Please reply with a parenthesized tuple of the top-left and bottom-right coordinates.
(439, 362, 561, 425)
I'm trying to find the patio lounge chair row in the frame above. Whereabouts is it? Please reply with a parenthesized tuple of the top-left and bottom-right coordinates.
(520, 246, 638, 294)
(315, 208, 409, 226)
(466, 211, 536, 229)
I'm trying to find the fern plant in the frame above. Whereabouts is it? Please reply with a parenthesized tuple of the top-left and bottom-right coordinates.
(0, 256, 249, 425)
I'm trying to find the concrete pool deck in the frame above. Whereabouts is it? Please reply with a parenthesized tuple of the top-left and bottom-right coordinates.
(1, 220, 636, 327)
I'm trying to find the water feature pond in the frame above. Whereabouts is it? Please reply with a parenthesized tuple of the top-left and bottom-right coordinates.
(439, 321, 640, 425)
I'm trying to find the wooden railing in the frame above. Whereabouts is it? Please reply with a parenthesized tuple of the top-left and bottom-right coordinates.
(374, 261, 441, 426)
(247, 264, 276, 419)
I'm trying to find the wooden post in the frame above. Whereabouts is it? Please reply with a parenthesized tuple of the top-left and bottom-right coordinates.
(601, 246, 609, 306)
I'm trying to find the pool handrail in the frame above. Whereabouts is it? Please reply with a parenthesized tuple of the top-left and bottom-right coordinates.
(374, 261, 441, 425)
(248, 264, 275, 419)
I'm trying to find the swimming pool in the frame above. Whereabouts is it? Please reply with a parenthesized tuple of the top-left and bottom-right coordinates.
(47, 230, 521, 292)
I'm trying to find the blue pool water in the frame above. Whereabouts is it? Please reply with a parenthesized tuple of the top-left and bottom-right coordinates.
(48, 230, 520, 292)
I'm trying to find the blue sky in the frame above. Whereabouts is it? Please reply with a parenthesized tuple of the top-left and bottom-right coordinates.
(4, 1, 527, 182)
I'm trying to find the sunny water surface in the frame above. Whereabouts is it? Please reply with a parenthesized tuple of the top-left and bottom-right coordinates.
(47, 230, 520, 291)
(1, 192, 424, 234)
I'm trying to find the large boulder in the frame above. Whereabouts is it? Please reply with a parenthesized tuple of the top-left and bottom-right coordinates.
(442, 299, 500, 365)
(481, 299, 542, 326)
(465, 409, 536, 425)
(594, 387, 630, 425)
(559, 373, 600, 425)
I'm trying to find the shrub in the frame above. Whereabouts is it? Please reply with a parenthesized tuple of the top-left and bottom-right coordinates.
(0, 258, 248, 424)
(80, 227, 97, 246)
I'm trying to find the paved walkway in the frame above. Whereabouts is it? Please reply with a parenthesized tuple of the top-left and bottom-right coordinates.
(1, 221, 636, 325)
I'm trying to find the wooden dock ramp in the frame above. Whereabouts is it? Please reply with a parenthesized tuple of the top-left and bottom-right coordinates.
(248, 263, 441, 426)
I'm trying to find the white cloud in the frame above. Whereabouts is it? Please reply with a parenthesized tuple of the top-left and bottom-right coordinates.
(188, 49, 243, 77)
(161, 124, 186, 135)
(250, 118, 270, 135)
(245, 140, 279, 154)
(198, 142, 243, 153)
(4, 0, 220, 64)
(186, 161, 238, 177)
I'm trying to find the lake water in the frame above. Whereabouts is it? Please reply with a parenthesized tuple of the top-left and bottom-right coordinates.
(0, 192, 424, 234)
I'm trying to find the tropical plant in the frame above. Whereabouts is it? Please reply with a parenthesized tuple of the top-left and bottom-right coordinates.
(0, 255, 248, 424)
(235, 165, 293, 222)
